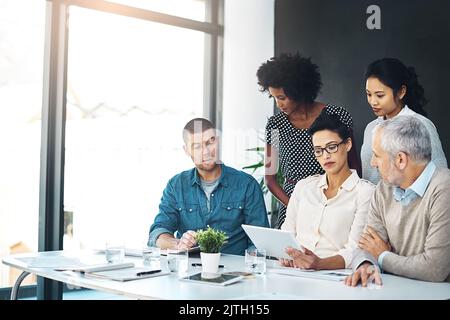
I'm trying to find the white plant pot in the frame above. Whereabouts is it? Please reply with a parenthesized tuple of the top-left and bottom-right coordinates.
(200, 252, 221, 275)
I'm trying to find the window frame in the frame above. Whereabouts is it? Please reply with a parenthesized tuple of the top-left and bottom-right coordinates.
(5, 0, 223, 300)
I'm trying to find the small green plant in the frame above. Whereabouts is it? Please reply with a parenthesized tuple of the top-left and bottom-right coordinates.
(195, 227, 227, 253)
(242, 145, 284, 218)
(242, 146, 268, 193)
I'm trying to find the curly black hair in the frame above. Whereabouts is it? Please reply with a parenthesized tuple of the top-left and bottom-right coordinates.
(256, 52, 322, 104)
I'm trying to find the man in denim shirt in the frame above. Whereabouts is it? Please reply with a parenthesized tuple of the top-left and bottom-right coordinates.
(148, 118, 269, 255)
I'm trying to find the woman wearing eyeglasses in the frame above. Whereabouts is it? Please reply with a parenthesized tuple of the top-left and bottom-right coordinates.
(279, 112, 375, 270)
(257, 52, 362, 229)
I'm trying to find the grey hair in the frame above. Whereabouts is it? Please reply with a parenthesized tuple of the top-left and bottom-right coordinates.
(374, 115, 431, 163)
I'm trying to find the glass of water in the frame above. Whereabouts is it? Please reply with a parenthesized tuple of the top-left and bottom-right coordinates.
(245, 248, 266, 275)
(105, 240, 125, 263)
(167, 249, 189, 277)
(142, 245, 161, 268)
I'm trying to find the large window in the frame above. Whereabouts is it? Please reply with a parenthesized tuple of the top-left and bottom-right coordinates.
(0, 0, 46, 289)
(64, 6, 206, 250)
(0, 0, 222, 299)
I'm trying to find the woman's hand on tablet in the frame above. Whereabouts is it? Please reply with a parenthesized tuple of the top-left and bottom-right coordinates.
(278, 258, 294, 267)
(285, 247, 322, 270)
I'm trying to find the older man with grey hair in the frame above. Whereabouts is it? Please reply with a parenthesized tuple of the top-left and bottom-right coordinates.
(345, 115, 450, 287)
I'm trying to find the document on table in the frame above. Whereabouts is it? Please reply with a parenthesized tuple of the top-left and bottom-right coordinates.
(17, 256, 84, 269)
(267, 266, 351, 281)
(55, 262, 135, 273)
(93, 248, 143, 257)
(84, 267, 170, 281)
(55, 261, 170, 281)
(94, 246, 200, 257)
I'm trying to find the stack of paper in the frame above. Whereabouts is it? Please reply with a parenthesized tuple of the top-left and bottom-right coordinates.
(61, 262, 135, 273)
(267, 266, 351, 282)
(84, 266, 170, 281)
(57, 262, 170, 281)
(94, 246, 200, 257)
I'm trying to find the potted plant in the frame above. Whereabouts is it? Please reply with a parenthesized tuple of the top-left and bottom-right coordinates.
(243, 145, 284, 227)
(195, 226, 227, 276)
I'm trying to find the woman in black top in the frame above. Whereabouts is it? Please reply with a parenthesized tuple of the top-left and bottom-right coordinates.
(257, 52, 361, 228)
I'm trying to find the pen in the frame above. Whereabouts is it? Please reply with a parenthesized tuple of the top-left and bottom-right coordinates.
(136, 270, 161, 276)
(191, 263, 224, 268)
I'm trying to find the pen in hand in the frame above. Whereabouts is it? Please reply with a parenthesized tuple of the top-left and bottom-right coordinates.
(136, 270, 161, 276)
(191, 263, 224, 268)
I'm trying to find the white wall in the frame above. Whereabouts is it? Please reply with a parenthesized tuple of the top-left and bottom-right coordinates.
(222, 0, 274, 174)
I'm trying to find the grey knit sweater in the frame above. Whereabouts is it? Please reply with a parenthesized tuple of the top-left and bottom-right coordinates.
(352, 167, 450, 282)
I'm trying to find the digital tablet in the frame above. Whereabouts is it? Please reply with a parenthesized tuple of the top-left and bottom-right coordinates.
(180, 272, 243, 286)
(241, 224, 304, 259)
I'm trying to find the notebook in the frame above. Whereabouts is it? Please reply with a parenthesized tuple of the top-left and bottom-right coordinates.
(84, 266, 170, 281)
(55, 262, 134, 273)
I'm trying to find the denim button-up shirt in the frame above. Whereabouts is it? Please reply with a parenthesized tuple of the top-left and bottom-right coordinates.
(149, 164, 269, 255)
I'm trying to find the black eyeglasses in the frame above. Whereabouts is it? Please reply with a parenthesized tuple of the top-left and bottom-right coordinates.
(313, 140, 347, 157)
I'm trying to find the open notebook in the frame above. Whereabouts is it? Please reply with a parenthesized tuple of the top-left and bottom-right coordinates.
(57, 262, 134, 273)
(84, 266, 170, 281)
(57, 262, 170, 281)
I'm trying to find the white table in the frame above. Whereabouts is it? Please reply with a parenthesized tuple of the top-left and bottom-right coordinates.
(3, 250, 450, 300)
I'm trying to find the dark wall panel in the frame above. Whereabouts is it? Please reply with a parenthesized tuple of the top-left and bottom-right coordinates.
(275, 0, 450, 158)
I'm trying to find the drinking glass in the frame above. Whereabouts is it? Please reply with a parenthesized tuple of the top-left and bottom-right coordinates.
(167, 249, 189, 277)
(105, 240, 125, 263)
(142, 245, 161, 268)
(245, 248, 266, 275)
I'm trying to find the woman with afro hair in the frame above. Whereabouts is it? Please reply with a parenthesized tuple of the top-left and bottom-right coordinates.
(257, 52, 361, 228)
